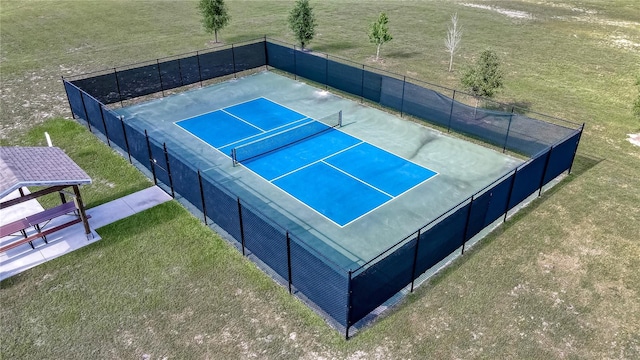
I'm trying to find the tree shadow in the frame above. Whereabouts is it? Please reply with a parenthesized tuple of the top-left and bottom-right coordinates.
(384, 49, 423, 59)
(482, 100, 533, 114)
(312, 41, 357, 53)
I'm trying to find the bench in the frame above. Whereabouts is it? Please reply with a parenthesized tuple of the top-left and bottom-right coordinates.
(0, 202, 89, 253)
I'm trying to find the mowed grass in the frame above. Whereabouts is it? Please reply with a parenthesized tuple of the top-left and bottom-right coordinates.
(1, 0, 639, 358)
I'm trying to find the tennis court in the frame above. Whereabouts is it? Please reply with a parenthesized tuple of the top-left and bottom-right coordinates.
(115, 71, 521, 264)
(176, 98, 437, 226)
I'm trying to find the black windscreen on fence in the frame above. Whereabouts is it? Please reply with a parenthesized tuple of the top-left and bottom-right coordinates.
(484, 173, 515, 225)
(450, 102, 511, 148)
(167, 152, 204, 213)
(116, 63, 162, 100)
(65, 39, 584, 337)
(63, 81, 86, 120)
(200, 174, 242, 242)
(362, 70, 382, 103)
(466, 194, 493, 241)
(349, 238, 417, 326)
(148, 139, 170, 187)
(543, 131, 580, 184)
(414, 203, 470, 277)
(290, 238, 348, 327)
(241, 203, 290, 281)
(509, 151, 550, 209)
(81, 92, 105, 135)
(71, 72, 119, 105)
(179, 55, 202, 87)
(327, 59, 363, 97)
(199, 49, 235, 81)
(296, 51, 327, 85)
(266, 42, 295, 74)
(124, 123, 151, 171)
(379, 74, 404, 112)
(402, 83, 452, 128)
(158, 59, 183, 90)
(102, 108, 126, 151)
(233, 42, 267, 72)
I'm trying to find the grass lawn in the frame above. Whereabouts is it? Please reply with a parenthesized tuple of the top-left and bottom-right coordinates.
(1, 0, 639, 358)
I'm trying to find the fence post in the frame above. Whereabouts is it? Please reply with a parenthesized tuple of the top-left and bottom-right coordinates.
(360, 64, 365, 103)
(61, 77, 76, 120)
(504, 169, 518, 222)
(345, 269, 353, 340)
(325, 54, 329, 90)
(287, 231, 292, 294)
(263, 35, 269, 71)
(237, 198, 246, 256)
(78, 91, 91, 132)
(538, 149, 552, 196)
(400, 76, 406, 118)
(120, 116, 132, 164)
(145, 130, 157, 185)
(231, 44, 237, 78)
(447, 90, 456, 133)
(461, 199, 474, 255)
(196, 50, 203, 87)
(567, 124, 585, 175)
(502, 107, 515, 153)
(178, 57, 185, 87)
(410, 229, 421, 292)
(198, 170, 208, 225)
(156, 59, 165, 97)
(99, 106, 111, 147)
(113, 68, 124, 107)
(163, 143, 175, 198)
(293, 45, 297, 80)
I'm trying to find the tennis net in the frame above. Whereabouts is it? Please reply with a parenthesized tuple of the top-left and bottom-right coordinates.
(232, 110, 342, 165)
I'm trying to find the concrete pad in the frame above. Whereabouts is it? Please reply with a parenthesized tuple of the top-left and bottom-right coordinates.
(0, 188, 43, 224)
(1, 186, 171, 281)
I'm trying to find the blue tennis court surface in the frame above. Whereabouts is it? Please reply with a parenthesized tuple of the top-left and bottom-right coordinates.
(177, 98, 437, 226)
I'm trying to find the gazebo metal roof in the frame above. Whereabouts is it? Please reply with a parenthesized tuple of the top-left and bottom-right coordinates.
(0, 146, 91, 199)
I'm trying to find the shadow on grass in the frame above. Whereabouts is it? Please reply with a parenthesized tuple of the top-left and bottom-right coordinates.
(313, 41, 358, 53)
(412, 151, 604, 291)
(482, 100, 533, 114)
(385, 49, 423, 59)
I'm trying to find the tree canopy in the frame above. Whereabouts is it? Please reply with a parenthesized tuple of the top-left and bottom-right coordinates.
(198, 0, 231, 43)
(461, 49, 504, 98)
(369, 12, 393, 61)
(288, 0, 316, 50)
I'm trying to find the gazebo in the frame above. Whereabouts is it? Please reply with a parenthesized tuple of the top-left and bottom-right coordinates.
(0, 146, 92, 253)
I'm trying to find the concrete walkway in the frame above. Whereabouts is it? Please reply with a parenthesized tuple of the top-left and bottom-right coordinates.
(0, 186, 172, 281)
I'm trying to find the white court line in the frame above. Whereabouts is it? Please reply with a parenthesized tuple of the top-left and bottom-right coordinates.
(221, 109, 265, 132)
(320, 160, 395, 198)
(268, 141, 364, 182)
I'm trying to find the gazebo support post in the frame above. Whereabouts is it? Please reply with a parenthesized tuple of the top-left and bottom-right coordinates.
(72, 185, 92, 239)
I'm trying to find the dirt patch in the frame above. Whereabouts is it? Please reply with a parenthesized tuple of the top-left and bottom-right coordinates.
(628, 133, 640, 147)
(460, 3, 534, 20)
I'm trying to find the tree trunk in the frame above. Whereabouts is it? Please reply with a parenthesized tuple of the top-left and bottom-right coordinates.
(448, 53, 453, 72)
(376, 43, 381, 61)
(214, 30, 218, 43)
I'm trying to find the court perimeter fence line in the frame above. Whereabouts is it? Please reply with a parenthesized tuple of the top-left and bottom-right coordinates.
(61, 37, 584, 339)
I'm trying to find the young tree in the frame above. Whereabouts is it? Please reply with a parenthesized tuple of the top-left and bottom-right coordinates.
(369, 12, 393, 61)
(461, 49, 504, 99)
(444, 13, 463, 72)
(288, 0, 316, 50)
(198, 0, 231, 43)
